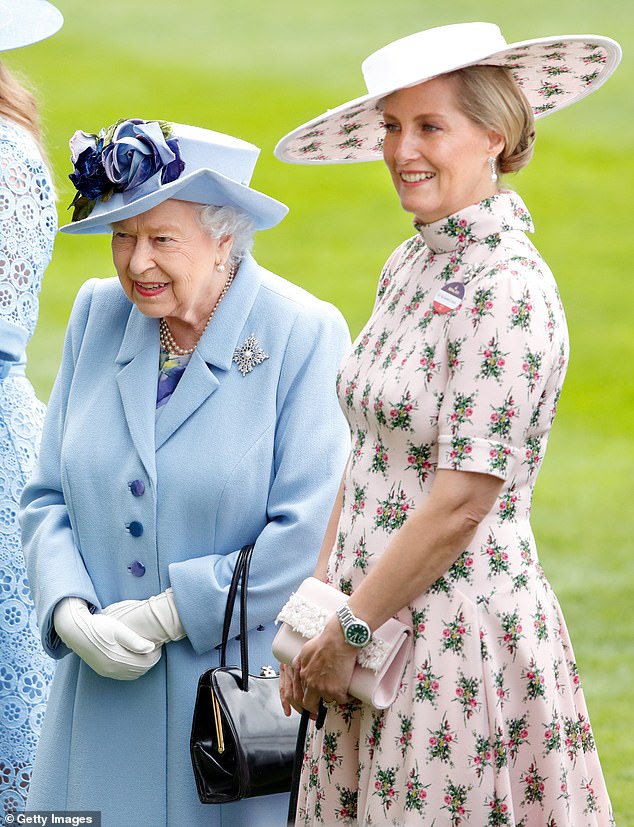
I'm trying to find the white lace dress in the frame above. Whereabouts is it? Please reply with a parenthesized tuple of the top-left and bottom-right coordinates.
(0, 117, 56, 816)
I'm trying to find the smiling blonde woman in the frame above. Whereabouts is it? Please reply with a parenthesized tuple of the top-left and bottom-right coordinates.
(276, 21, 621, 827)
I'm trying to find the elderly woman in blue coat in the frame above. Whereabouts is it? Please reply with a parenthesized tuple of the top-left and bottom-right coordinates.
(19, 119, 351, 826)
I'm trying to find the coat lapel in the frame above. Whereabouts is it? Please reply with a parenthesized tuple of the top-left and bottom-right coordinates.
(155, 254, 263, 450)
(115, 308, 160, 483)
(154, 353, 219, 450)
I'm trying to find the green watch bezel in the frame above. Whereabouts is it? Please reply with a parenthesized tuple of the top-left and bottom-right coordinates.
(344, 621, 372, 647)
(336, 604, 372, 649)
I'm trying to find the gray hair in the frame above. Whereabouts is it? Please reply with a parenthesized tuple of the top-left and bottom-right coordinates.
(197, 205, 255, 262)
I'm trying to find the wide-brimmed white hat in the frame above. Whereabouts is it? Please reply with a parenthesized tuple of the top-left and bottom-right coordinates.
(0, 0, 63, 52)
(61, 119, 288, 234)
(275, 22, 621, 164)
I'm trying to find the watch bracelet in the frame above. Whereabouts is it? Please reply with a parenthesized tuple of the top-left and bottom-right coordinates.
(276, 592, 389, 672)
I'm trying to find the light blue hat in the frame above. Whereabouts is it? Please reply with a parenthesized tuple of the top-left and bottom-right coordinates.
(61, 120, 288, 234)
(0, 0, 63, 51)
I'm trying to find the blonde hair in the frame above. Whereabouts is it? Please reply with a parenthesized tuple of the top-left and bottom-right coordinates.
(448, 65, 536, 174)
(0, 60, 49, 164)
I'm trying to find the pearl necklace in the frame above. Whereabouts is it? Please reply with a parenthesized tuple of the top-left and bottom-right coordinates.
(159, 264, 236, 356)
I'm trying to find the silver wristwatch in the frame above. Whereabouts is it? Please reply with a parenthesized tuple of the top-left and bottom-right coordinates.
(336, 604, 372, 648)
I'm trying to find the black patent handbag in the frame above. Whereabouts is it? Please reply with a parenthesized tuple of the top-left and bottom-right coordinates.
(190, 542, 300, 803)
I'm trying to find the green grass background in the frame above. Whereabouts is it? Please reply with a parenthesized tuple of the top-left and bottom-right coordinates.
(7, 0, 633, 819)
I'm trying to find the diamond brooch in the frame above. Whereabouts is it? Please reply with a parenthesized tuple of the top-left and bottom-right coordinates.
(233, 334, 269, 376)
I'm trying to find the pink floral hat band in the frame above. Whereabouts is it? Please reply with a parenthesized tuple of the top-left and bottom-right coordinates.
(275, 23, 622, 165)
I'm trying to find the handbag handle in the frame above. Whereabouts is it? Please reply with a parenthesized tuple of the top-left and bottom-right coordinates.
(219, 542, 255, 690)
(286, 702, 328, 825)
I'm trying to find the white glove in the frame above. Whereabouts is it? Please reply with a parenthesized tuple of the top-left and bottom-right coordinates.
(53, 597, 162, 681)
(102, 588, 186, 646)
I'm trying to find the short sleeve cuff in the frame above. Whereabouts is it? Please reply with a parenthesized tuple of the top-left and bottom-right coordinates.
(437, 435, 522, 481)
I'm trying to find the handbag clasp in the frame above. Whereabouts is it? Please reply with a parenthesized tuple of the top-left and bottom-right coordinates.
(211, 689, 225, 754)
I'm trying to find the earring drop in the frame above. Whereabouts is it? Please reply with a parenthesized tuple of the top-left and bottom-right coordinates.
(217, 263, 226, 272)
(488, 156, 498, 184)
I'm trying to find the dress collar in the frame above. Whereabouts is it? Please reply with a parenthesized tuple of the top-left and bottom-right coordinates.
(414, 190, 534, 255)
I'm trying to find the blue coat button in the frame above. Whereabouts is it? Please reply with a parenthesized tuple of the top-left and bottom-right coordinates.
(128, 561, 146, 577)
(127, 521, 144, 537)
(129, 480, 145, 497)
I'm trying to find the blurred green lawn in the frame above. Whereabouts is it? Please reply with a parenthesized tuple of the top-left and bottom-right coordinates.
(8, 0, 633, 819)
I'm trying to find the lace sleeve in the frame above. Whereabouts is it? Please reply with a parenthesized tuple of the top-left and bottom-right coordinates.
(0, 118, 57, 362)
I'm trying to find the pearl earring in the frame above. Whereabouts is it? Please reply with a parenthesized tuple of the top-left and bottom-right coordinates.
(217, 263, 226, 272)
(488, 156, 498, 184)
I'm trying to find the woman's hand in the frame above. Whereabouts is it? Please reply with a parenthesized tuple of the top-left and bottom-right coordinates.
(293, 617, 358, 714)
(103, 588, 185, 645)
(53, 597, 162, 680)
(279, 662, 305, 717)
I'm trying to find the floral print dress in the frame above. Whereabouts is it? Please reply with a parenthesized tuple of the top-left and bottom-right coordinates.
(297, 191, 613, 826)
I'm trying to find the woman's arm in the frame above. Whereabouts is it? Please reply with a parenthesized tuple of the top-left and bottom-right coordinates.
(293, 468, 503, 711)
(347, 469, 502, 627)
(0, 122, 56, 365)
(19, 280, 102, 656)
(168, 300, 352, 653)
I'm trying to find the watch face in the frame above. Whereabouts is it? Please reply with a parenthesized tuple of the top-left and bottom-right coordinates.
(346, 622, 371, 646)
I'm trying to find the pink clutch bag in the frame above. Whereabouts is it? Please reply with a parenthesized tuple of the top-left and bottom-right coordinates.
(273, 577, 413, 709)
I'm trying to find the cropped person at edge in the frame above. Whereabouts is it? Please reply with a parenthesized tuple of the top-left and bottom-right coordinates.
(0, 0, 63, 814)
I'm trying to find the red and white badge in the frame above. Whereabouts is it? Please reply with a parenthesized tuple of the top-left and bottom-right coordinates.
(433, 281, 465, 314)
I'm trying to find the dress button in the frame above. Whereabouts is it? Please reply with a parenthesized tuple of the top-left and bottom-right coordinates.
(127, 521, 144, 537)
(129, 480, 145, 497)
(128, 561, 146, 577)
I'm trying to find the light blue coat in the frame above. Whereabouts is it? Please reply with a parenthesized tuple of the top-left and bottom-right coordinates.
(20, 255, 351, 827)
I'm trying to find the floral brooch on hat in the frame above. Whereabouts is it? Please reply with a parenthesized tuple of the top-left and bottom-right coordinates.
(68, 118, 185, 222)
